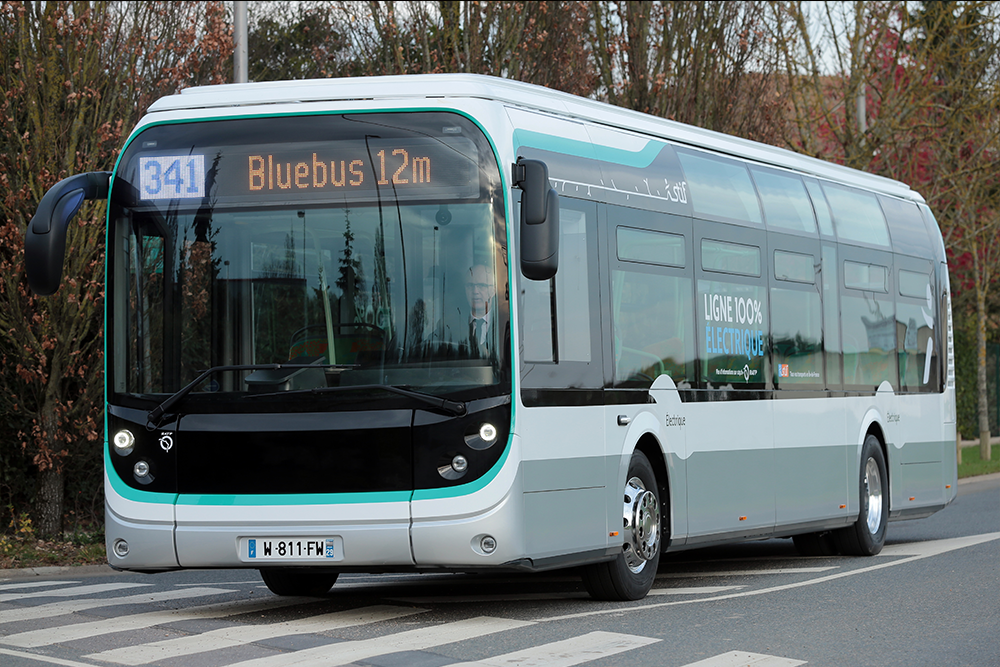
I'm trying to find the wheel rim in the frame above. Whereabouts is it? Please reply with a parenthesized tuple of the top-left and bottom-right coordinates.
(863, 456, 883, 535)
(622, 476, 659, 573)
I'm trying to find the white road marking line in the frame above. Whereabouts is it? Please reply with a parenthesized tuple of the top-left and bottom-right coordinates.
(539, 532, 1000, 623)
(85, 604, 427, 665)
(878, 532, 1000, 557)
(448, 630, 661, 667)
(658, 567, 837, 578)
(0, 582, 150, 603)
(0, 581, 81, 591)
(648, 586, 742, 595)
(223, 616, 536, 667)
(0, 587, 236, 625)
(0, 646, 101, 667)
(388, 592, 590, 604)
(681, 650, 806, 666)
(0, 596, 308, 648)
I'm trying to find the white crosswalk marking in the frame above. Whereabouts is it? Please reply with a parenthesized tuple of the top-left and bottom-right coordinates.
(223, 616, 536, 667)
(658, 567, 836, 578)
(0, 580, 81, 591)
(681, 650, 806, 666)
(648, 586, 742, 595)
(0, 595, 308, 648)
(0, 582, 149, 603)
(448, 630, 661, 667)
(86, 604, 427, 665)
(0, 587, 235, 625)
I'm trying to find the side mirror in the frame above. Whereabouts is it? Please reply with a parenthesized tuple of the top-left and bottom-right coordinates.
(25, 171, 110, 295)
(513, 158, 559, 281)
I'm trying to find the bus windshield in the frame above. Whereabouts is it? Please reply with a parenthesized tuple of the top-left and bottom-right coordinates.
(108, 112, 507, 410)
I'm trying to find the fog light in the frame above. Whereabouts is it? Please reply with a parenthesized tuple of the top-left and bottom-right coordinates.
(112, 539, 129, 558)
(479, 423, 497, 443)
(134, 460, 150, 478)
(480, 535, 497, 554)
(451, 455, 468, 473)
(113, 429, 135, 455)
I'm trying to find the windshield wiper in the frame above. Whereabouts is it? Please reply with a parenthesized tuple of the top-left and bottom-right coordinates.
(244, 384, 467, 417)
(146, 363, 357, 427)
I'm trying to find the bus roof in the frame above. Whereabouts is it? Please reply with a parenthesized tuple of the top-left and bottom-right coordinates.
(147, 73, 919, 202)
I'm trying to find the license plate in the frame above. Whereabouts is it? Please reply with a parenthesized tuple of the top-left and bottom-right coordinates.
(245, 537, 338, 560)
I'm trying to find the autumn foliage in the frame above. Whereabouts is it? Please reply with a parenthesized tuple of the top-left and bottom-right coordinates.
(0, 1, 997, 537)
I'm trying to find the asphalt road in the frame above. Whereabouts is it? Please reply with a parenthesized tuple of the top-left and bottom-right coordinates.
(1, 474, 997, 667)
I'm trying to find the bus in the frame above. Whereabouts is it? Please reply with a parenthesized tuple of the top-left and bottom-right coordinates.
(25, 74, 957, 601)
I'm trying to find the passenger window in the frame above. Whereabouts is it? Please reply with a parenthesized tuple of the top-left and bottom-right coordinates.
(896, 269, 936, 392)
(804, 179, 835, 237)
(844, 261, 888, 292)
(821, 246, 842, 387)
(750, 167, 817, 235)
(522, 204, 593, 364)
(617, 227, 684, 267)
(612, 270, 694, 388)
(771, 287, 823, 387)
(774, 250, 816, 284)
(702, 239, 760, 277)
(676, 149, 762, 225)
(842, 262, 897, 388)
(821, 183, 891, 248)
(698, 279, 767, 387)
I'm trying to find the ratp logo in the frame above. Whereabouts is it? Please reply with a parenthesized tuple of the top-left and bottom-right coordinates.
(159, 433, 174, 452)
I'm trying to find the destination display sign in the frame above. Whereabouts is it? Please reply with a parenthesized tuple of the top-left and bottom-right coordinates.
(130, 136, 480, 204)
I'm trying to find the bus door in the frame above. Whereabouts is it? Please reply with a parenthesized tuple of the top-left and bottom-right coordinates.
(518, 197, 610, 562)
(768, 231, 849, 528)
(605, 206, 695, 543)
(892, 255, 945, 509)
(687, 220, 775, 541)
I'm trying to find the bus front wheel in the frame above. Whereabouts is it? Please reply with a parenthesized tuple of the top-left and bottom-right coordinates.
(834, 434, 888, 556)
(260, 569, 339, 596)
(582, 450, 661, 601)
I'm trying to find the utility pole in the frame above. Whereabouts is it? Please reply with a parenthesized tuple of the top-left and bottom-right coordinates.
(234, 1, 248, 84)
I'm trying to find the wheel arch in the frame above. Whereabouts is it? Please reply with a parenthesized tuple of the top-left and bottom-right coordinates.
(633, 432, 671, 548)
(864, 421, 891, 505)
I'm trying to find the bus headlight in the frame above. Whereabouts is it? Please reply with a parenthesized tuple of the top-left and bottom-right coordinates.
(479, 423, 497, 443)
(113, 429, 135, 456)
(133, 460, 150, 479)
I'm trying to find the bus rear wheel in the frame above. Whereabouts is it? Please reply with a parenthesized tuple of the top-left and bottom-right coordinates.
(259, 569, 339, 596)
(582, 450, 661, 601)
(834, 434, 888, 556)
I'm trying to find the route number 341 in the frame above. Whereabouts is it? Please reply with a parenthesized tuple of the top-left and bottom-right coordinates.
(139, 155, 206, 200)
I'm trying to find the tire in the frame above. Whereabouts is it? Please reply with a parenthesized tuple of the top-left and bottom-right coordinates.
(834, 434, 888, 556)
(259, 569, 339, 596)
(582, 450, 661, 601)
(793, 531, 838, 556)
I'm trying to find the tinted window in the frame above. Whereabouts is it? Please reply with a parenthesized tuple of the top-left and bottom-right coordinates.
(772, 287, 823, 387)
(702, 239, 760, 277)
(522, 204, 594, 364)
(775, 250, 816, 284)
(804, 179, 835, 237)
(617, 227, 685, 267)
(899, 269, 930, 299)
(750, 167, 817, 234)
(896, 268, 937, 393)
(842, 292, 897, 388)
(676, 149, 762, 225)
(821, 246, 842, 386)
(844, 261, 888, 292)
(699, 279, 767, 387)
(822, 183, 890, 247)
(612, 270, 694, 387)
(880, 196, 930, 257)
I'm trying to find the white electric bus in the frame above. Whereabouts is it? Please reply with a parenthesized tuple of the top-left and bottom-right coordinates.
(26, 74, 957, 600)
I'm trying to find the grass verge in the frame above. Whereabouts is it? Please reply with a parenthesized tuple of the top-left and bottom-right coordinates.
(958, 444, 1000, 479)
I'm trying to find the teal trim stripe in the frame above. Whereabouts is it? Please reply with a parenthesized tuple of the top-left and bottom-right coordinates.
(105, 447, 178, 505)
(512, 129, 664, 168)
(412, 438, 512, 501)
